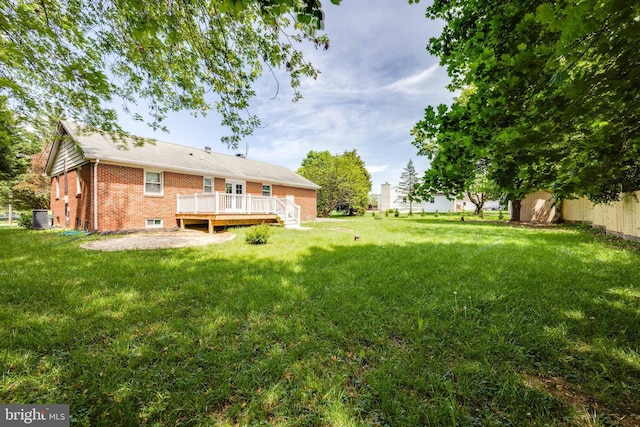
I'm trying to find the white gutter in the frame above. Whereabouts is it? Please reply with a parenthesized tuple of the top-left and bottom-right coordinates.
(93, 159, 99, 231)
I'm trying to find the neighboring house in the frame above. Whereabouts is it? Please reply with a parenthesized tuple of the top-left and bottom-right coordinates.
(378, 183, 471, 213)
(45, 121, 320, 233)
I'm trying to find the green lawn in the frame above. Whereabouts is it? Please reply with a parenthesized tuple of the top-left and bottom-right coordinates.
(1, 216, 639, 426)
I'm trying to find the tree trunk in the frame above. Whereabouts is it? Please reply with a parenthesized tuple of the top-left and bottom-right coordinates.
(467, 192, 484, 215)
(510, 199, 522, 222)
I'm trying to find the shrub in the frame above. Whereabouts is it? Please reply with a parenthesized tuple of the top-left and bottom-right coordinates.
(245, 223, 272, 245)
(434, 209, 439, 218)
(18, 213, 32, 229)
(420, 209, 425, 217)
(394, 209, 399, 217)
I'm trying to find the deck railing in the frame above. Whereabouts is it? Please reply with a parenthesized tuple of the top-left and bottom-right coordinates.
(176, 192, 300, 225)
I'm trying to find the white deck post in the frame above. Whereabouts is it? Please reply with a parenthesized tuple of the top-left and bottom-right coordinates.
(215, 191, 219, 214)
(194, 193, 198, 213)
(248, 194, 252, 214)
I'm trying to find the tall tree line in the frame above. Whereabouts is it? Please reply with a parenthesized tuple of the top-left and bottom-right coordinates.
(412, 0, 639, 221)
(297, 150, 371, 217)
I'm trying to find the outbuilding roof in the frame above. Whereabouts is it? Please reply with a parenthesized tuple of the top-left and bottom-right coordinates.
(47, 121, 320, 190)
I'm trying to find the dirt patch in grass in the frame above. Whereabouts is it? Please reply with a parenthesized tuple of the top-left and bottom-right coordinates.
(81, 230, 235, 251)
(522, 373, 640, 426)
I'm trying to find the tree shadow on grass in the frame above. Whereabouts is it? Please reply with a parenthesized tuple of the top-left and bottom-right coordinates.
(291, 232, 640, 424)
(0, 228, 639, 426)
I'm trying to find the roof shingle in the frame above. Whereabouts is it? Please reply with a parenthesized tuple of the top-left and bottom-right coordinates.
(58, 121, 320, 190)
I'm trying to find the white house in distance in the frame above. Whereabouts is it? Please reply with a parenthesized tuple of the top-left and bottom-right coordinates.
(378, 183, 500, 213)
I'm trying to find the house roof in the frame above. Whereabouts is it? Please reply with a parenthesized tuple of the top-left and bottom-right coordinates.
(47, 121, 320, 190)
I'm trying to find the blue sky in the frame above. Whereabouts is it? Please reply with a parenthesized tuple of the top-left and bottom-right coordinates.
(116, 0, 455, 194)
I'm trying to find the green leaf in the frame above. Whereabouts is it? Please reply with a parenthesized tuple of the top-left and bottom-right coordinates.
(535, 3, 554, 25)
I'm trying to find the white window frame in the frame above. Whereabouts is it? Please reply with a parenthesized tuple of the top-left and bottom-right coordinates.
(144, 170, 164, 196)
(224, 180, 245, 195)
(203, 177, 213, 194)
(262, 184, 272, 197)
(55, 176, 60, 199)
(145, 218, 163, 228)
(76, 168, 82, 195)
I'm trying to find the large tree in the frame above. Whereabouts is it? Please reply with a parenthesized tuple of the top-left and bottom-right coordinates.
(534, 0, 640, 203)
(413, 1, 559, 221)
(466, 172, 501, 215)
(297, 149, 371, 217)
(0, 97, 52, 211)
(412, 0, 640, 220)
(396, 159, 420, 215)
(1, 0, 338, 147)
(0, 97, 31, 181)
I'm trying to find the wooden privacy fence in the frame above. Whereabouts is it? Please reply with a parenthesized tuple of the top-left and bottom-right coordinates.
(561, 191, 640, 241)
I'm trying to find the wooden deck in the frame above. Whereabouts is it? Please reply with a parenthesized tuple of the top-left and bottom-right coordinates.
(176, 213, 281, 233)
(176, 193, 301, 230)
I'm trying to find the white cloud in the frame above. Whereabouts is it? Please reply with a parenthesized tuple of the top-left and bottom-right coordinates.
(367, 165, 388, 174)
(384, 65, 441, 95)
(116, 0, 455, 191)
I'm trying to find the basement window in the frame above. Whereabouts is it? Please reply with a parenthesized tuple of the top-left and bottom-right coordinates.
(145, 218, 163, 228)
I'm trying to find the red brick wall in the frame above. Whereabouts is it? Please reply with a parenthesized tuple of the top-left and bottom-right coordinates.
(246, 182, 262, 195)
(49, 165, 93, 229)
(50, 163, 318, 232)
(272, 185, 317, 221)
(214, 178, 226, 192)
(96, 165, 205, 232)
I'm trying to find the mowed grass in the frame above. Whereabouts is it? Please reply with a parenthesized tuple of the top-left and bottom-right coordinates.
(1, 216, 639, 426)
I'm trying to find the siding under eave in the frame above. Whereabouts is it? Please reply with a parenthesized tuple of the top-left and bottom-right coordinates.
(49, 135, 87, 176)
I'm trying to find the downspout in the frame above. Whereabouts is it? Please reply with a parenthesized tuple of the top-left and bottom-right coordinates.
(93, 159, 99, 231)
(63, 143, 69, 227)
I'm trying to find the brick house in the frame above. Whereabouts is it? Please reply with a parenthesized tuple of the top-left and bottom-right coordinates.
(45, 121, 319, 233)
